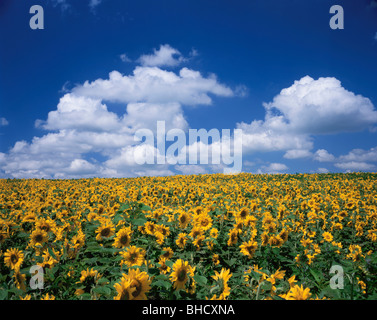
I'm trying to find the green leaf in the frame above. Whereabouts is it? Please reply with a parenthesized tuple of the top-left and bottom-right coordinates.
(153, 280, 172, 290)
(0, 289, 8, 300)
(193, 275, 208, 286)
(309, 268, 323, 285)
(133, 218, 147, 226)
(224, 258, 237, 267)
(97, 278, 110, 285)
(93, 286, 112, 296)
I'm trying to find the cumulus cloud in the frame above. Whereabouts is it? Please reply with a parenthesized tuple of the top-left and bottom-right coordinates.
(313, 149, 336, 162)
(72, 67, 233, 106)
(263, 76, 377, 135)
(238, 76, 377, 157)
(137, 44, 185, 67)
(1, 46, 237, 178)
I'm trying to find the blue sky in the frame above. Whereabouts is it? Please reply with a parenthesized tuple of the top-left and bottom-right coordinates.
(0, 0, 377, 178)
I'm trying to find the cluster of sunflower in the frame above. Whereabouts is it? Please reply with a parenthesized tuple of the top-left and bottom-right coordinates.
(1, 172, 377, 300)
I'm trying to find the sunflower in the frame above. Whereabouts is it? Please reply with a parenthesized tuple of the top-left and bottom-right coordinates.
(238, 207, 250, 220)
(178, 211, 191, 229)
(123, 268, 151, 300)
(209, 228, 219, 239)
(322, 231, 333, 243)
(239, 240, 258, 258)
(29, 229, 48, 247)
(189, 226, 203, 239)
(195, 214, 213, 231)
(284, 284, 311, 300)
(212, 253, 220, 266)
(113, 227, 132, 248)
(227, 228, 238, 246)
(95, 222, 115, 241)
(13, 270, 27, 291)
(114, 277, 135, 300)
(4, 248, 24, 270)
(71, 229, 86, 249)
(76, 268, 101, 294)
(40, 293, 55, 300)
(0, 231, 8, 244)
(160, 247, 174, 260)
(175, 233, 187, 249)
(79, 268, 101, 283)
(193, 234, 205, 250)
(170, 259, 195, 290)
(158, 257, 171, 275)
(266, 269, 285, 285)
(211, 268, 232, 300)
(19, 295, 31, 300)
(120, 246, 145, 267)
(144, 221, 157, 235)
(35, 218, 55, 233)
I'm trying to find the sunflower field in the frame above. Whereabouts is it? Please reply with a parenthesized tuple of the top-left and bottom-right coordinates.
(1, 172, 377, 300)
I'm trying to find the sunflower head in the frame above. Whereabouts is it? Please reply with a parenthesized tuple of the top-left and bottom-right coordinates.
(95, 222, 115, 241)
(113, 227, 132, 248)
(30, 229, 48, 247)
(4, 248, 24, 270)
(121, 269, 151, 300)
(120, 246, 145, 267)
(170, 259, 195, 290)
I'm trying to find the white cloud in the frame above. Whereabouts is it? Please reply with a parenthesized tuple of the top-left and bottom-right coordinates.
(313, 149, 335, 162)
(334, 161, 376, 172)
(1, 46, 237, 178)
(238, 76, 377, 158)
(0, 117, 8, 126)
(137, 44, 185, 67)
(317, 168, 329, 173)
(338, 146, 377, 163)
(38, 94, 122, 132)
(263, 76, 377, 135)
(284, 149, 312, 159)
(257, 162, 288, 174)
(72, 67, 233, 106)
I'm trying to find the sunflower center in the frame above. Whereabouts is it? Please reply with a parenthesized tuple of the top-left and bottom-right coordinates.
(240, 210, 248, 218)
(201, 219, 209, 227)
(132, 280, 142, 298)
(177, 269, 187, 282)
(101, 228, 110, 237)
(129, 253, 138, 262)
(35, 234, 43, 242)
(120, 235, 129, 245)
(180, 216, 186, 223)
(10, 254, 18, 264)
